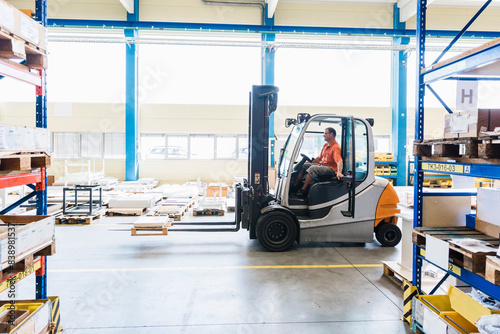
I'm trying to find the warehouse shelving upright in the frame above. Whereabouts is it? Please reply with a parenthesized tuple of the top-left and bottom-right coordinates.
(0, 0, 49, 300)
(413, 0, 500, 300)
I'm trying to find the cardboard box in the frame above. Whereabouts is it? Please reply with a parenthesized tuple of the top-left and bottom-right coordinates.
(206, 186, 228, 197)
(0, 215, 55, 269)
(444, 109, 500, 139)
(477, 187, 500, 227)
(460, 109, 500, 138)
(0, 309, 29, 332)
(444, 113, 460, 139)
(0, 0, 47, 51)
(0, 300, 51, 334)
(422, 196, 471, 227)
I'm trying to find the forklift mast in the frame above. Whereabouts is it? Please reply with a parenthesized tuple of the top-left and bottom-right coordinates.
(241, 85, 279, 238)
(248, 85, 279, 194)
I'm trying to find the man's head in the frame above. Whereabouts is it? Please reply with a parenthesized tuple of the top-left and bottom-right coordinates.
(324, 127, 336, 143)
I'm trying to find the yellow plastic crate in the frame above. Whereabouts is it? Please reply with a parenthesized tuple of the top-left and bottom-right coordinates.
(418, 286, 500, 331)
(0, 299, 53, 334)
(441, 312, 478, 334)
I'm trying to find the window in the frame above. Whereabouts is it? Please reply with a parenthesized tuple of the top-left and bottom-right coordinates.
(141, 134, 166, 160)
(354, 120, 369, 181)
(167, 135, 188, 159)
(190, 135, 214, 160)
(47, 42, 125, 103)
(237, 135, 248, 160)
(53, 133, 79, 158)
(138, 40, 260, 105)
(81, 133, 103, 158)
(104, 133, 125, 159)
(374, 135, 391, 153)
(275, 45, 391, 107)
(216, 135, 237, 159)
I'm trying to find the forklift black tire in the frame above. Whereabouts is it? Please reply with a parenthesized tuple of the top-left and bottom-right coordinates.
(375, 222, 401, 247)
(256, 211, 297, 252)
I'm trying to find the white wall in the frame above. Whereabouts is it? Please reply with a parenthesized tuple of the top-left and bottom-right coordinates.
(0, 100, 450, 183)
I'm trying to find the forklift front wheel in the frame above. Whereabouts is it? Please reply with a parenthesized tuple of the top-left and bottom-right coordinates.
(256, 211, 297, 252)
(375, 222, 401, 247)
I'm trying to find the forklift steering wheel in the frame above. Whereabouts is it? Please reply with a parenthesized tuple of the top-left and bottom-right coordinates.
(300, 153, 313, 162)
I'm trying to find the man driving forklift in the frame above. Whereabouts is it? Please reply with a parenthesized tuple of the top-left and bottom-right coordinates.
(291, 127, 344, 198)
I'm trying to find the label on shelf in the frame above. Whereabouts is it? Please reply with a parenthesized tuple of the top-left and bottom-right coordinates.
(422, 162, 470, 174)
(448, 263, 461, 276)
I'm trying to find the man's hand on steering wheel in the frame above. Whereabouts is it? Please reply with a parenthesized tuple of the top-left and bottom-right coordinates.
(300, 153, 313, 162)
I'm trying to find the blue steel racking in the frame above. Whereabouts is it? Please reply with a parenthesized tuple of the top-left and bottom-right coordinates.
(0, 0, 49, 299)
(413, 0, 500, 301)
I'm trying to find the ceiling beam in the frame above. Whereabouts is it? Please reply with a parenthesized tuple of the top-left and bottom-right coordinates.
(398, 0, 435, 22)
(266, 0, 279, 18)
(120, 0, 135, 14)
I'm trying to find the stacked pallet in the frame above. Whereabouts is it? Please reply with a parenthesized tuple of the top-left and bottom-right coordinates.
(107, 193, 161, 216)
(0, 0, 47, 70)
(413, 226, 498, 277)
(131, 217, 173, 236)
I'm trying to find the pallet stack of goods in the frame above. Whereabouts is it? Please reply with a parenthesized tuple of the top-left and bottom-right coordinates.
(107, 193, 161, 216)
(192, 183, 229, 217)
(0, 125, 50, 173)
(414, 109, 500, 161)
(0, 1, 61, 331)
(0, 0, 47, 70)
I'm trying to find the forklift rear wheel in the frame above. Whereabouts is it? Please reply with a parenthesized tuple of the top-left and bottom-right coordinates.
(257, 212, 297, 252)
(375, 222, 401, 247)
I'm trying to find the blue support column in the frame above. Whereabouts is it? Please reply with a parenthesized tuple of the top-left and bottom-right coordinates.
(35, 0, 48, 300)
(413, 0, 427, 293)
(392, 5, 409, 187)
(262, 5, 276, 167)
(125, 1, 139, 181)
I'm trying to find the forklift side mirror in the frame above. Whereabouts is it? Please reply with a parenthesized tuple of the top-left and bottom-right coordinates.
(268, 94, 278, 113)
(297, 113, 311, 123)
(366, 118, 374, 127)
(285, 118, 297, 128)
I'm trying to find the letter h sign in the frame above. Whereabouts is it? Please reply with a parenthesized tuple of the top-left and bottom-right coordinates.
(456, 81, 478, 111)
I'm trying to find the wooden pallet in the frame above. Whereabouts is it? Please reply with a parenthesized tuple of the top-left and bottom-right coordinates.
(382, 261, 411, 289)
(107, 207, 147, 216)
(486, 256, 500, 285)
(478, 135, 500, 159)
(131, 226, 168, 236)
(149, 206, 185, 221)
(0, 26, 47, 69)
(413, 226, 498, 276)
(413, 138, 479, 159)
(1, 242, 55, 280)
(426, 184, 452, 188)
(55, 212, 103, 225)
(192, 208, 225, 216)
(0, 152, 50, 173)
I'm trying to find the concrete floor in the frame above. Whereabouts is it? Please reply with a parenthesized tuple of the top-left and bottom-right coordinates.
(43, 214, 413, 334)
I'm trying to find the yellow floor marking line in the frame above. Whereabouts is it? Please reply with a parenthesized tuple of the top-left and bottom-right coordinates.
(49, 264, 382, 273)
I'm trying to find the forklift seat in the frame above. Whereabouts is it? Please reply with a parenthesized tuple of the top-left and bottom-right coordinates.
(313, 174, 342, 184)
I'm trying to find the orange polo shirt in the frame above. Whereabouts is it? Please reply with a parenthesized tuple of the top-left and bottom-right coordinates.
(319, 140, 342, 172)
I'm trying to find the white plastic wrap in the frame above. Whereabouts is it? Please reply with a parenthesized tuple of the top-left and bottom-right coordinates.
(477, 314, 500, 334)
(470, 289, 500, 311)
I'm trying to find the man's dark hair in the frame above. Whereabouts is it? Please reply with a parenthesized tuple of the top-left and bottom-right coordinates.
(326, 127, 336, 137)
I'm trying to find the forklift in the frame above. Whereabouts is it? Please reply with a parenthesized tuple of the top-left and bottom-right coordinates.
(173, 85, 401, 252)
